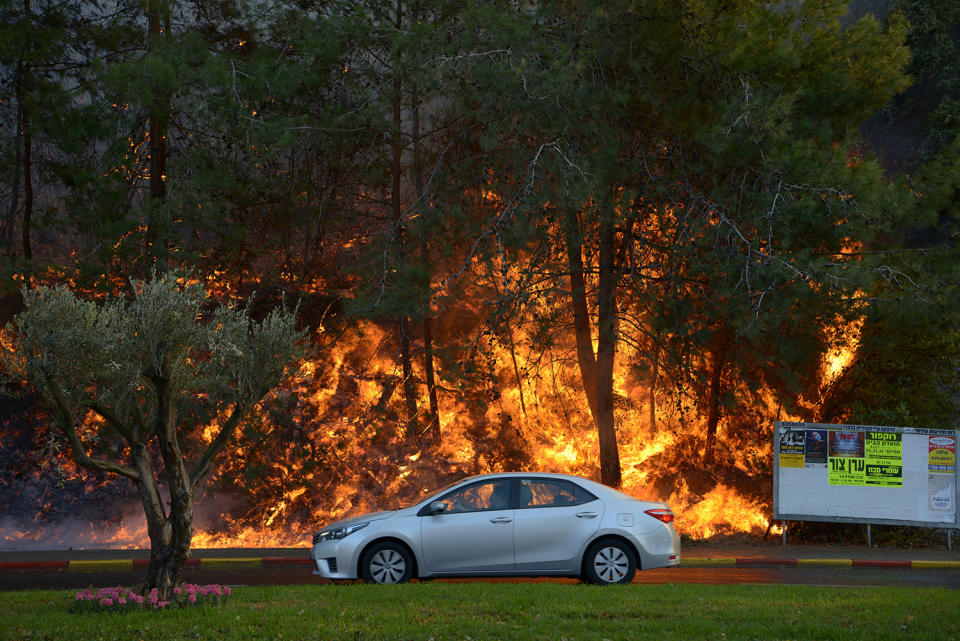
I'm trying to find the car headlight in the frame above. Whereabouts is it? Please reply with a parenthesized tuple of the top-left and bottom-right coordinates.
(313, 521, 369, 544)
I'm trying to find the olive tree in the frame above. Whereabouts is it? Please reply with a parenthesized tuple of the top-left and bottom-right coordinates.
(3, 272, 307, 598)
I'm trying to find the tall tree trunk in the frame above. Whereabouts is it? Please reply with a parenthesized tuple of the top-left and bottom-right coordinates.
(703, 329, 728, 467)
(399, 316, 418, 438)
(14, 0, 33, 261)
(21, 111, 32, 261)
(3, 64, 21, 257)
(596, 206, 621, 487)
(390, 0, 418, 440)
(490, 268, 528, 417)
(410, 65, 440, 440)
(648, 355, 658, 431)
(146, 0, 169, 265)
(422, 314, 440, 438)
(564, 209, 600, 426)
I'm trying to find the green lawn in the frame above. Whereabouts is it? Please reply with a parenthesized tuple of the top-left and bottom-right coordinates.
(2, 582, 958, 641)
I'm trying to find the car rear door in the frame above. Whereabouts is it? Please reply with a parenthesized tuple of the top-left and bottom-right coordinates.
(419, 478, 516, 574)
(513, 477, 603, 572)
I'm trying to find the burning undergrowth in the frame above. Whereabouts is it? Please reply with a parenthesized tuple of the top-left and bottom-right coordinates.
(0, 305, 789, 549)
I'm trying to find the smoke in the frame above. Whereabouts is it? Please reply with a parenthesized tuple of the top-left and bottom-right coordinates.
(0, 506, 145, 550)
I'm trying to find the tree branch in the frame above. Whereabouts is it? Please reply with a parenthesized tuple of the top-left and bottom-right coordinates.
(188, 402, 247, 490)
(42, 369, 141, 482)
(86, 400, 136, 442)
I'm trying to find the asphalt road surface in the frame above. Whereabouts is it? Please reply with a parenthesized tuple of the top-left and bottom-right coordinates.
(3, 564, 959, 591)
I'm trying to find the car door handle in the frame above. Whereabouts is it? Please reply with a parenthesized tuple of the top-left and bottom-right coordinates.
(489, 517, 513, 524)
(576, 512, 598, 519)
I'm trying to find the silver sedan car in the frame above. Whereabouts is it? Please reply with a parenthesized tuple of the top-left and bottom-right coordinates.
(310, 472, 680, 584)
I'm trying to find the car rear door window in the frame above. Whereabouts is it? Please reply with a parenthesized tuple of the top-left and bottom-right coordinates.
(519, 479, 596, 508)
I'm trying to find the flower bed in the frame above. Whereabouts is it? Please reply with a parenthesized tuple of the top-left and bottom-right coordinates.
(73, 584, 231, 612)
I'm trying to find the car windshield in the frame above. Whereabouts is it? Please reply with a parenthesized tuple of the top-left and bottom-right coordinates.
(399, 479, 467, 509)
(401, 479, 484, 509)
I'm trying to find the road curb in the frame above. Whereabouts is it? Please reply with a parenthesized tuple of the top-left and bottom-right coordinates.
(680, 557, 959, 569)
(0, 556, 314, 574)
(2, 556, 958, 573)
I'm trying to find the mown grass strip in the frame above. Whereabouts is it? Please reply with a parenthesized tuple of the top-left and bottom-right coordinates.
(2, 581, 957, 641)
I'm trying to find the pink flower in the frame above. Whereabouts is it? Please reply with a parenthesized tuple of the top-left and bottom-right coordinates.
(187, 594, 197, 603)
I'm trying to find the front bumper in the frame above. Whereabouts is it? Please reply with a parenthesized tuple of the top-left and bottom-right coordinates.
(311, 540, 359, 580)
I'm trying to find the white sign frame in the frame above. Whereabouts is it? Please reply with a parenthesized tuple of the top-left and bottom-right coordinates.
(773, 421, 959, 528)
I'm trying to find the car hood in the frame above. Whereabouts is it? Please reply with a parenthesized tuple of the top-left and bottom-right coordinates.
(320, 510, 395, 531)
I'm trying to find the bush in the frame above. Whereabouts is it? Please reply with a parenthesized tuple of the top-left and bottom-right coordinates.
(73, 584, 231, 613)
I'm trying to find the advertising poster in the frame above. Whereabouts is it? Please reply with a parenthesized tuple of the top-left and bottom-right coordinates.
(829, 431, 865, 457)
(864, 432, 902, 487)
(828, 431, 903, 486)
(929, 436, 956, 474)
(929, 474, 954, 512)
(779, 430, 805, 467)
(828, 431, 866, 485)
(804, 430, 828, 467)
(928, 435, 956, 512)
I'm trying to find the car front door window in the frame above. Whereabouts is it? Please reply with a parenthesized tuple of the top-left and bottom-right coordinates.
(438, 480, 512, 514)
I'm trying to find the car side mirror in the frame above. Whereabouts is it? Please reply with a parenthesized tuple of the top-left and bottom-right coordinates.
(427, 500, 447, 515)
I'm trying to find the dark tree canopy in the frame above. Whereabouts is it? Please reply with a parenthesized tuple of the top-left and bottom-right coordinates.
(0, 0, 958, 550)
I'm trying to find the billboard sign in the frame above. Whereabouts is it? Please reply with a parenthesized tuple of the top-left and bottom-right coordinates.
(773, 421, 959, 527)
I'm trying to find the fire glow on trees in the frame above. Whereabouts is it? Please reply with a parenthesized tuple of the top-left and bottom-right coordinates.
(0, 0, 926, 553)
(0, 287, 865, 550)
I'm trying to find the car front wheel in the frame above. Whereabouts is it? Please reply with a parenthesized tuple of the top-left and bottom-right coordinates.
(360, 542, 414, 584)
(583, 539, 637, 585)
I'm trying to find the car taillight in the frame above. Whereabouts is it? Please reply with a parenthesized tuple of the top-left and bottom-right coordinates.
(644, 508, 674, 524)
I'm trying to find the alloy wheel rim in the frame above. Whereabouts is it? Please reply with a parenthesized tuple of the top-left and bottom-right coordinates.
(593, 546, 628, 583)
(370, 549, 406, 584)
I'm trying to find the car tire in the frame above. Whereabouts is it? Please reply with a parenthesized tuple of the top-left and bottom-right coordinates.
(360, 541, 414, 584)
(582, 539, 637, 585)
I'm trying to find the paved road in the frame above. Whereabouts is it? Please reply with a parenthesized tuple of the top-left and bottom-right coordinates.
(3, 545, 959, 591)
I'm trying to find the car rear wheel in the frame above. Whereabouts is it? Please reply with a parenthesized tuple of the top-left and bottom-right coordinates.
(583, 539, 636, 585)
(360, 542, 414, 584)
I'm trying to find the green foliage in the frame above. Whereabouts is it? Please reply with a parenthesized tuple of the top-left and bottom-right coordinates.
(4, 270, 307, 440)
(456, 0, 921, 441)
(890, 0, 960, 158)
(1, 0, 957, 482)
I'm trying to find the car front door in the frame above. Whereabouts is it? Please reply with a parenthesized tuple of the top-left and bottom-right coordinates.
(419, 478, 516, 574)
(513, 477, 603, 572)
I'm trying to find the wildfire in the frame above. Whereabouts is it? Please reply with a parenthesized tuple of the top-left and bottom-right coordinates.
(822, 315, 863, 383)
(1, 284, 865, 551)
